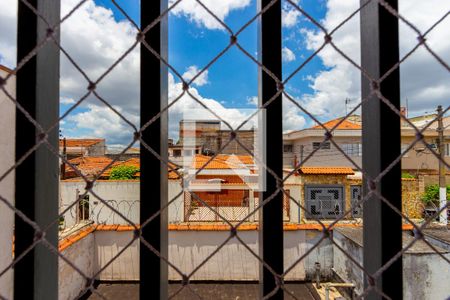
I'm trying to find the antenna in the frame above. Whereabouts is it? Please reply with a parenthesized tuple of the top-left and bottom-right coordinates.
(345, 98, 351, 116)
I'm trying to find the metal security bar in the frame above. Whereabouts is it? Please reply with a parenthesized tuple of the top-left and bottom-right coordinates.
(361, 1, 402, 298)
(259, 0, 283, 298)
(0, 0, 448, 300)
(140, 0, 169, 299)
(15, 1, 60, 299)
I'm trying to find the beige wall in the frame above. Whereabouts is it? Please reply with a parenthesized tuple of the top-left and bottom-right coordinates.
(284, 132, 449, 174)
(0, 68, 15, 299)
(401, 135, 450, 172)
(284, 136, 362, 168)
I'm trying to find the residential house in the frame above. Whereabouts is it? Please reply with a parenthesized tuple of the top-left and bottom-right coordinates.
(59, 138, 106, 159)
(169, 120, 256, 163)
(283, 114, 450, 178)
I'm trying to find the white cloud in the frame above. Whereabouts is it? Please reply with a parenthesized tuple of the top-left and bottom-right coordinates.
(168, 73, 260, 139)
(299, 0, 450, 118)
(282, 47, 296, 62)
(169, 0, 251, 30)
(282, 9, 301, 28)
(182, 65, 209, 86)
(247, 96, 258, 106)
(67, 104, 138, 145)
(0, 0, 17, 67)
(60, 97, 76, 105)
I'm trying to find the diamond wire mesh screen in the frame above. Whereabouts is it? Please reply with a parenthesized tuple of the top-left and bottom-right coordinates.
(0, 0, 449, 299)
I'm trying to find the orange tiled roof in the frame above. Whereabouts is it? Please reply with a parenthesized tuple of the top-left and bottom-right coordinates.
(60, 138, 104, 148)
(0, 64, 13, 73)
(192, 154, 254, 169)
(312, 118, 361, 130)
(299, 167, 355, 175)
(65, 156, 180, 179)
(65, 156, 113, 178)
(59, 223, 415, 252)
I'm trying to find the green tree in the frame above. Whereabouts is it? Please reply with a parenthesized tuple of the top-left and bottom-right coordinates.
(109, 165, 139, 180)
(422, 184, 450, 205)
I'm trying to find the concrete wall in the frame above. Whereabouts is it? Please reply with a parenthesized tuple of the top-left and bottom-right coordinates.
(60, 180, 184, 228)
(333, 229, 450, 299)
(0, 67, 15, 299)
(94, 230, 332, 281)
(95, 231, 139, 281)
(59, 234, 95, 300)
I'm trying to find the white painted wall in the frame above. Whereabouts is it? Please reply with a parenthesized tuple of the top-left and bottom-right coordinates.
(60, 180, 184, 228)
(95, 230, 332, 281)
(0, 68, 15, 299)
(59, 234, 95, 300)
(333, 230, 450, 299)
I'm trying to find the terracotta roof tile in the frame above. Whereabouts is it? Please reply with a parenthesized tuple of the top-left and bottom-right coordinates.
(0, 64, 13, 74)
(65, 156, 180, 179)
(299, 167, 355, 175)
(59, 138, 104, 148)
(192, 154, 254, 169)
(312, 118, 361, 130)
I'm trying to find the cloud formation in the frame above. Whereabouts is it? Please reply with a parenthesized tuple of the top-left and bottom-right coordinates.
(169, 0, 251, 30)
(299, 0, 450, 118)
(282, 47, 296, 62)
(182, 65, 209, 86)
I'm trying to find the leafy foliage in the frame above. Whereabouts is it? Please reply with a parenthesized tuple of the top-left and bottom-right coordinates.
(109, 165, 139, 180)
(422, 184, 450, 204)
(401, 172, 415, 179)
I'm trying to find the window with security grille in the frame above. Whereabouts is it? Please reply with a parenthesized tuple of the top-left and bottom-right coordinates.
(343, 143, 362, 156)
(305, 185, 344, 219)
(284, 144, 293, 152)
(350, 185, 363, 218)
(312, 141, 331, 150)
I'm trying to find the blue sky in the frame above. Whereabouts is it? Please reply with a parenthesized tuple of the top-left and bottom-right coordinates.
(55, 0, 335, 144)
(92, 0, 326, 108)
(2, 0, 448, 145)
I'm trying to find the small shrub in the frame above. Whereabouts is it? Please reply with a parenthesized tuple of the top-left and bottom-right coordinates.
(422, 184, 450, 205)
(109, 165, 139, 180)
(401, 172, 415, 179)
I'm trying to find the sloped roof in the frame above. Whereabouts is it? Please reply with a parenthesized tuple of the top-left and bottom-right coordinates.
(0, 64, 13, 74)
(60, 138, 104, 148)
(65, 156, 180, 179)
(192, 154, 254, 169)
(65, 156, 113, 177)
(312, 118, 361, 130)
(299, 167, 354, 175)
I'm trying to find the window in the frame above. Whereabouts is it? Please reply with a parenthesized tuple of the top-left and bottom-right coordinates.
(401, 144, 409, 157)
(173, 149, 181, 157)
(78, 195, 90, 222)
(446, 143, 450, 157)
(342, 143, 362, 156)
(312, 141, 330, 150)
(283, 144, 293, 153)
(305, 185, 344, 219)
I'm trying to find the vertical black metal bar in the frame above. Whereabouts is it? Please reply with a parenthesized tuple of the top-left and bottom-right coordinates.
(15, 1, 60, 299)
(258, 0, 283, 298)
(360, 0, 402, 299)
(140, 0, 168, 299)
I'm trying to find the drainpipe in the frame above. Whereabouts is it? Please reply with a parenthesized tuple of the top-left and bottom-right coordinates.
(314, 262, 321, 288)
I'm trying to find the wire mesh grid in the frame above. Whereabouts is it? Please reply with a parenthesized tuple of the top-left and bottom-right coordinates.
(0, 0, 449, 299)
